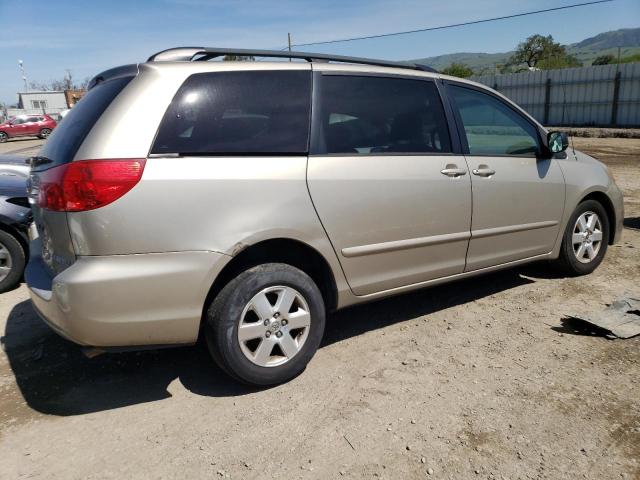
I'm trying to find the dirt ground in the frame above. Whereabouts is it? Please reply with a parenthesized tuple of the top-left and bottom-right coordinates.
(0, 137, 44, 157)
(0, 137, 638, 480)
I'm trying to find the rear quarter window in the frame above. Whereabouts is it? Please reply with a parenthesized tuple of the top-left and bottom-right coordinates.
(37, 76, 133, 169)
(151, 70, 311, 155)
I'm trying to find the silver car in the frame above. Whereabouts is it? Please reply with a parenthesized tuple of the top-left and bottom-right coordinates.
(26, 48, 624, 385)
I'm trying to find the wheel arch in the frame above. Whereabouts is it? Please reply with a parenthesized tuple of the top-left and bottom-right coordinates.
(201, 237, 339, 324)
(578, 190, 616, 244)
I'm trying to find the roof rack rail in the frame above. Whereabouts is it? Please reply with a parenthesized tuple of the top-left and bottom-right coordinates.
(147, 47, 438, 73)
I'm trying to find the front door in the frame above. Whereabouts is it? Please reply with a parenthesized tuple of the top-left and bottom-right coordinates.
(446, 83, 565, 271)
(9, 117, 29, 136)
(308, 73, 472, 296)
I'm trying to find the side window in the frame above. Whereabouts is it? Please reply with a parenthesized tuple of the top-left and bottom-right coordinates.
(152, 71, 311, 155)
(315, 75, 451, 155)
(448, 85, 540, 156)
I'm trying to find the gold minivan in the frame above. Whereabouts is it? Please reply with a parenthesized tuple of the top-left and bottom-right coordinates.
(26, 48, 623, 385)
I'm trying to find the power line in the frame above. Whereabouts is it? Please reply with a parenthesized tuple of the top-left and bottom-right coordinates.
(288, 0, 615, 48)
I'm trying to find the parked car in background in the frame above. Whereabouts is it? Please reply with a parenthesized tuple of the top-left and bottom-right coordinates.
(25, 48, 623, 386)
(0, 114, 57, 142)
(0, 155, 31, 292)
(0, 154, 30, 178)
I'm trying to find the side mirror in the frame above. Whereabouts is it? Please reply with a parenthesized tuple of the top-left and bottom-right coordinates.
(547, 131, 569, 154)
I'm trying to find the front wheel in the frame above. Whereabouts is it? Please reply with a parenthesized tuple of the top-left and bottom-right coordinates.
(205, 263, 326, 386)
(556, 199, 609, 276)
(38, 128, 51, 139)
(0, 132, 8, 143)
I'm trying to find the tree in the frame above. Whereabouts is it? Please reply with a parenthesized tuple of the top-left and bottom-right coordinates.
(441, 62, 473, 78)
(508, 34, 567, 69)
(28, 70, 90, 91)
(592, 54, 615, 65)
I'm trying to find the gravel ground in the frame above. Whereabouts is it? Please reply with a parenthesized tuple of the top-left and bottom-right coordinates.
(0, 137, 638, 480)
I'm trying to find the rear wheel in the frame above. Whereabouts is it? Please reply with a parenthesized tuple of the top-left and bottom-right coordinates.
(0, 132, 8, 143)
(38, 128, 51, 139)
(0, 230, 26, 293)
(205, 263, 325, 386)
(556, 200, 609, 276)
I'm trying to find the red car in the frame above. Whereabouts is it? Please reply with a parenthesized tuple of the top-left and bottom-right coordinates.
(0, 114, 57, 142)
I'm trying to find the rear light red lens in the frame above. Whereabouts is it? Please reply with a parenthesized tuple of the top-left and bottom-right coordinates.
(38, 159, 146, 212)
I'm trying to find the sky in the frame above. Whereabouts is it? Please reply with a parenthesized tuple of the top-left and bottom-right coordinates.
(0, 0, 638, 104)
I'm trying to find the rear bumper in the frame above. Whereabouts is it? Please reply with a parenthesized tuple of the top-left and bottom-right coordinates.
(26, 247, 230, 347)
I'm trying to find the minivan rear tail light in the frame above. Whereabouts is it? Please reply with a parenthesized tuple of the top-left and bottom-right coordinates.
(38, 159, 146, 212)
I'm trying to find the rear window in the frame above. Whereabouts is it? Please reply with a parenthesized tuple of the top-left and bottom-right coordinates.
(151, 71, 311, 155)
(37, 76, 133, 169)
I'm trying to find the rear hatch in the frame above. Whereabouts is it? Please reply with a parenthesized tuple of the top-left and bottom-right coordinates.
(28, 74, 135, 275)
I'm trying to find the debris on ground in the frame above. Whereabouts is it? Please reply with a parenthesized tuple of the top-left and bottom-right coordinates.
(566, 296, 640, 339)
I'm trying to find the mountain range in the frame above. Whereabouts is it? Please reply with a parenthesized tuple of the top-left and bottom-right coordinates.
(409, 27, 640, 72)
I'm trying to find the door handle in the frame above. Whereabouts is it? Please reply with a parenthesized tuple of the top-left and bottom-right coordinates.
(440, 166, 467, 177)
(472, 165, 496, 177)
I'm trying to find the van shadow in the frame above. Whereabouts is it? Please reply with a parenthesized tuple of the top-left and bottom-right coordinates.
(2, 266, 541, 417)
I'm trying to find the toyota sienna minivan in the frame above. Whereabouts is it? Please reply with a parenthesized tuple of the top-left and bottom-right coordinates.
(26, 47, 623, 385)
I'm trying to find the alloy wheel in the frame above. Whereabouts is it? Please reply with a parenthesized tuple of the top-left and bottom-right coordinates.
(0, 241, 13, 283)
(572, 211, 603, 264)
(237, 285, 311, 367)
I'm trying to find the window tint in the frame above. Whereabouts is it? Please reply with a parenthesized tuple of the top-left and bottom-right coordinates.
(12, 117, 26, 125)
(448, 85, 540, 156)
(38, 76, 133, 170)
(152, 71, 311, 155)
(315, 75, 451, 155)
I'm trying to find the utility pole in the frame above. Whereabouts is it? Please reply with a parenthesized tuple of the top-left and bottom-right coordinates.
(18, 60, 28, 92)
(288, 33, 292, 62)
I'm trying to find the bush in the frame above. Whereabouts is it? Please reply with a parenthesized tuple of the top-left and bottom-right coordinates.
(441, 63, 473, 78)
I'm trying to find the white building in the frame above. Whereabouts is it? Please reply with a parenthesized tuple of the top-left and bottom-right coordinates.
(7, 91, 68, 118)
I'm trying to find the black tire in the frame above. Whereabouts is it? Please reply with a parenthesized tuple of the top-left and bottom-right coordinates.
(556, 199, 609, 276)
(0, 132, 8, 143)
(39, 128, 51, 139)
(205, 263, 326, 386)
(0, 230, 26, 293)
